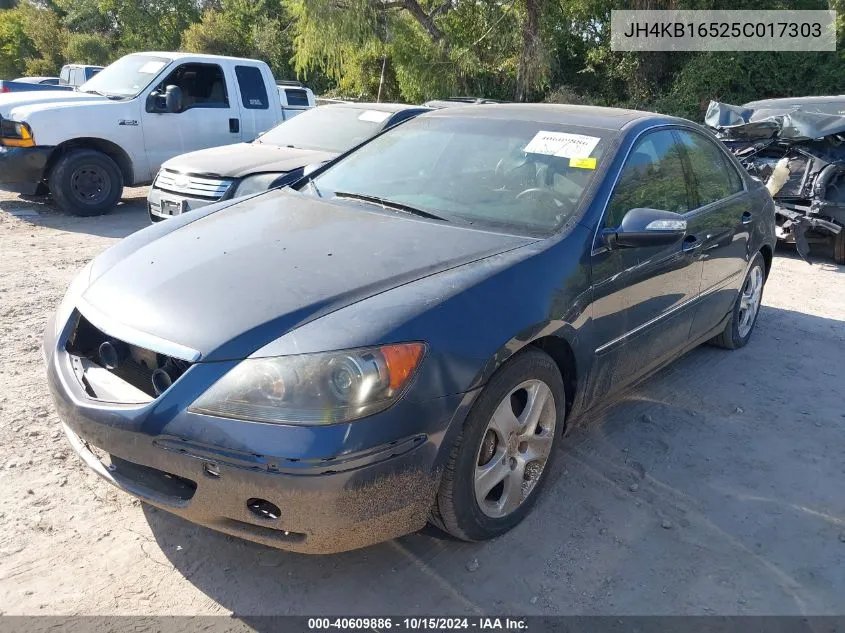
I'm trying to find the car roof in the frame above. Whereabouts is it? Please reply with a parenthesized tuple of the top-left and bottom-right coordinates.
(422, 103, 676, 131)
(322, 102, 428, 114)
(744, 95, 845, 108)
(142, 51, 266, 65)
(13, 76, 57, 83)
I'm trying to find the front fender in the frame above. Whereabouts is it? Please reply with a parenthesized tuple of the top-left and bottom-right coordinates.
(259, 223, 595, 409)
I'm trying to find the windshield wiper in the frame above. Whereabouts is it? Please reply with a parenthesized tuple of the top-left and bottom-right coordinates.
(307, 179, 322, 198)
(333, 192, 449, 222)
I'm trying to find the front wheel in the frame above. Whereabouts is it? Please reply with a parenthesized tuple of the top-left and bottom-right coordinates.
(48, 149, 124, 216)
(431, 348, 565, 541)
(710, 252, 766, 349)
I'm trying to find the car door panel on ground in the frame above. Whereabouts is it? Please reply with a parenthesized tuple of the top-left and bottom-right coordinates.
(142, 62, 243, 175)
(588, 128, 701, 405)
(674, 128, 752, 341)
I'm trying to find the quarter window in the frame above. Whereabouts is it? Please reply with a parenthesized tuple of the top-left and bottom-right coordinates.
(605, 130, 690, 228)
(675, 129, 742, 208)
(235, 65, 269, 110)
(284, 88, 310, 107)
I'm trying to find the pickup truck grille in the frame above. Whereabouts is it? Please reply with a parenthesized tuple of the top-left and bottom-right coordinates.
(155, 169, 234, 200)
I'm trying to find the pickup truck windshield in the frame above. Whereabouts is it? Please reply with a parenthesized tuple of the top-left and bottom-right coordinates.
(258, 106, 392, 153)
(78, 54, 170, 98)
(310, 115, 612, 236)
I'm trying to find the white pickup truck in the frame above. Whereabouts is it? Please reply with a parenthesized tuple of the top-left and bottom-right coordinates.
(0, 52, 314, 216)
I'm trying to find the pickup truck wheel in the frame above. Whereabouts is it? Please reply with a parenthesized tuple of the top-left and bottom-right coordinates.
(48, 149, 123, 216)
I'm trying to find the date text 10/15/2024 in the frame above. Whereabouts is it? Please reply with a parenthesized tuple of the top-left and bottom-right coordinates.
(307, 618, 528, 630)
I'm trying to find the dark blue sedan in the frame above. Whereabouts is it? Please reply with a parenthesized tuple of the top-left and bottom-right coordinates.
(43, 104, 776, 553)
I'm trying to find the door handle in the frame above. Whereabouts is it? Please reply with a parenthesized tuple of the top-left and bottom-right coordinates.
(229, 118, 240, 133)
(741, 211, 753, 224)
(682, 235, 702, 252)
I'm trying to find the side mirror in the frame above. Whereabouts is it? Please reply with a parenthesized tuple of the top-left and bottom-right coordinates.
(164, 85, 183, 113)
(604, 207, 687, 249)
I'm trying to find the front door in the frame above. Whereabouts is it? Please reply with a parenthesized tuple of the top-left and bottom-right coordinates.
(674, 128, 752, 341)
(587, 128, 701, 404)
(142, 62, 242, 176)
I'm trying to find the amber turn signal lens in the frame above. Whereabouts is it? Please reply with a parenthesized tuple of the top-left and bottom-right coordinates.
(381, 342, 426, 390)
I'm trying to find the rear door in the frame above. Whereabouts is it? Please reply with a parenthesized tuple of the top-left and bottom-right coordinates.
(674, 128, 751, 341)
(588, 128, 700, 402)
(232, 65, 273, 141)
(142, 61, 242, 174)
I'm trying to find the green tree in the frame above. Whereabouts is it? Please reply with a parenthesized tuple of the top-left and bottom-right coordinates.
(99, 0, 201, 53)
(17, 3, 66, 75)
(182, 9, 249, 56)
(64, 32, 112, 65)
(0, 7, 34, 78)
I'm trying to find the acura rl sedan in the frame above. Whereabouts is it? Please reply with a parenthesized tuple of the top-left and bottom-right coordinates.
(44, 104, 776, 554)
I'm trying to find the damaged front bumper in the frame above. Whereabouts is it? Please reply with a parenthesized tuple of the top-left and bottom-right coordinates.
(44, 317, 463, 554)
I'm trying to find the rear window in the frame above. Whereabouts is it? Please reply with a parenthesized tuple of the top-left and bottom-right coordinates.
(285, 88, 310, 107)
(235, 66, 269, 110)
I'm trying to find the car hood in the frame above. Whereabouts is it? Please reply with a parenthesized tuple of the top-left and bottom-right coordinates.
(161, 143, 338, 179)
(80, 189, 535, 361)
(0, 90, 105, 116)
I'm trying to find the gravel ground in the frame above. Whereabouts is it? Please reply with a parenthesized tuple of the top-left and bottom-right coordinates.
(0, 190, 843, 616)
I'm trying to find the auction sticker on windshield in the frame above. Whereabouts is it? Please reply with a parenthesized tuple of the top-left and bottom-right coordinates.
(524, 131, 601, 159)
(139, 61, 167, 74)
(359, 110, 391, 123)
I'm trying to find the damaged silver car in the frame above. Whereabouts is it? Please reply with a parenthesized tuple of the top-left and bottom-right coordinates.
(706, 97, 845, 263)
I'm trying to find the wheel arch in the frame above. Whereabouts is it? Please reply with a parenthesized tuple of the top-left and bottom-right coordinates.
(467, 322, 588, 430)
(46, 138, 133, 186)
(759, 243, 773, 279)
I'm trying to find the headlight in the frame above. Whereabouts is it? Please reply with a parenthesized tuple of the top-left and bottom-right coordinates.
(0, 120, 35, 147)
(233, 172, 286, 198)
(54, 261, 93, 337)
(189, 342, 426, 425)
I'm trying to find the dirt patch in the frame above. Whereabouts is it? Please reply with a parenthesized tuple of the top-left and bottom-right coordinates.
(0, 190, 843, 615)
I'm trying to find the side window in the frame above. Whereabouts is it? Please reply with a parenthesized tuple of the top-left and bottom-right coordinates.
(605, 130, 690, 228)
(235, 65, 268, 110)
(675, 129, 742, 208)
(86, 67, 100, 81)
(285, 89, 310, 107)
(59, 66, 70, 85)
(156, 63, 229, 111)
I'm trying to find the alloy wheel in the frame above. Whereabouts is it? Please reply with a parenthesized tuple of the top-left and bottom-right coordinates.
(737, 264, 764, 338)
(474, 379, 556, 518)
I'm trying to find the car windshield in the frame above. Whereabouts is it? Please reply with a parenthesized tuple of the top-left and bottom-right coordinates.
(77, 54, 171, 98)
(258, 106, 394, 153)
(308, 115, 612, 235)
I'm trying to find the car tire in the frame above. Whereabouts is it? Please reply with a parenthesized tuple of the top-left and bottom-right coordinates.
(431, 348, 565, 542)
(710, 252, 766, 350)
(834, 227, 845, 265)
(48, 149, 123, 217)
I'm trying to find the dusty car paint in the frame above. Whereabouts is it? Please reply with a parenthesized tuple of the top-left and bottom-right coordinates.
(44, 104, 776, 553)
